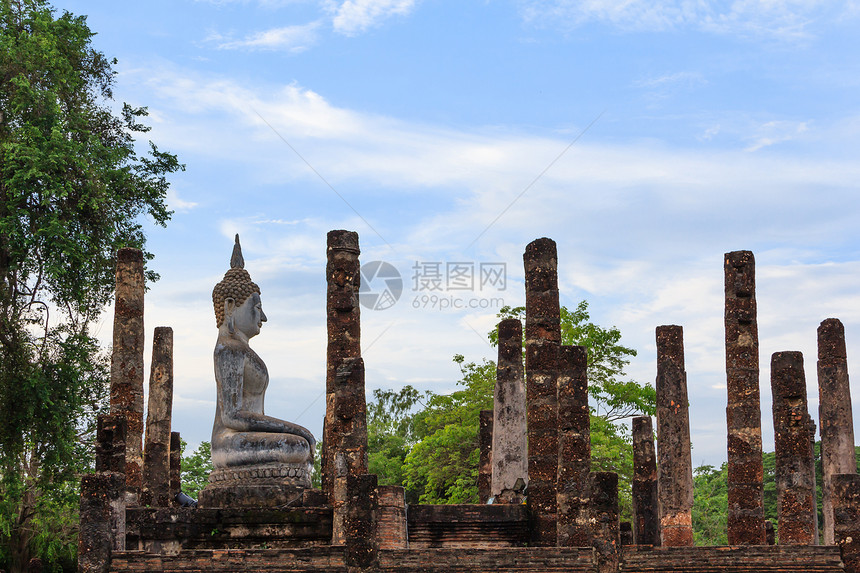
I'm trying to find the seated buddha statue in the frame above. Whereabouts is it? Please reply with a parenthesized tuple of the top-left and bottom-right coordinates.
(200, 235, 315, 506)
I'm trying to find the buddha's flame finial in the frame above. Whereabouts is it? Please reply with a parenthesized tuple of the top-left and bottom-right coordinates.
(230, 234, 244, 269)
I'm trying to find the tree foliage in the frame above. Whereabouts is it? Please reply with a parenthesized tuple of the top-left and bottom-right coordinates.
(0, 1, 182, 569)
(179, 440, 213, 500)
(692, 464, 729, 546)
(368, 301, 655, 517)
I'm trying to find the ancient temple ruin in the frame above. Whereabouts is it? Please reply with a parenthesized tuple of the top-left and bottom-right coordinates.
(78, 234, 860, 573)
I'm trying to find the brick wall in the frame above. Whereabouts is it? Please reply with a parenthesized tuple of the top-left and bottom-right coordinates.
(125, 507, 332, 551)
(406, 504, 528, 548)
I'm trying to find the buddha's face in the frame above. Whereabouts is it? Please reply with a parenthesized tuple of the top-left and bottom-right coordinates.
(229, 293, 267, 338)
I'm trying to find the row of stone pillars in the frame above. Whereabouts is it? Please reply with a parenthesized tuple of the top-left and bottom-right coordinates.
(80, 248, 183, 572)
(721, 251, 857, 548)
(638, 252, 859, 551)
(639, 251, 858, 550)
(481, 241, 860, 563)
(475, 238, 618, 563)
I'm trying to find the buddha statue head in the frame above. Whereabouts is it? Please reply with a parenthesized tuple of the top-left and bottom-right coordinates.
(212, 235, 263, 336)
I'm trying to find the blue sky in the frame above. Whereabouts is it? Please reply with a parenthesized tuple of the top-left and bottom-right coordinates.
(62, 0, 860, 468)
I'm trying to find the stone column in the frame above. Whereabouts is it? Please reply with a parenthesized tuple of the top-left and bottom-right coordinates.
(78, 473, 125, 573)
(811, 419, 820, 544)
(141, 327, 174, 507)
(377, 485, 408, 549)
(344, 474, 379, 572)
(833, 474, 860, 573)
(492, 318, 527, 502)
(632, 415, 659, 546)
(771, 351, 816, 545)
(169, 432, 181, 502)
(819, 318, 857, 546)
(590, 472, 620, 573)
(557, 345, 591, 547)
(524, 237, 561, 546)
(330, 357, 368, 506)
(93, 414, 127, 552)
(724, 250, 766, 545)
(96, 414, 127, 474)
(478, 410, 493, 504)
(110, 248, 145, 502)
(655, 325, 694, 546)
(323, 230, 365, 502)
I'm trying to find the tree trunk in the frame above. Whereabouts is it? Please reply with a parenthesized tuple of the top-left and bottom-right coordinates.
(9, 453, 39, 573)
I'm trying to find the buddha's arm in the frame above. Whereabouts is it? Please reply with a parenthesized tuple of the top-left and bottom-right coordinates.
(215, 346, 316, 447)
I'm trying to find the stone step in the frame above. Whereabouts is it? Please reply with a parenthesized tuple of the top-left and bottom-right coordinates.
(379, 548, 595, 572)
(619, 545, 844, 572)
(110, 548, 345, 572)
(109, 545, 846, 573)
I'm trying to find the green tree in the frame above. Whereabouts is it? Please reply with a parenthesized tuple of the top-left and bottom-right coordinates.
(692, 464, 729, 545)
(179, 440, 213, 500)
(367, 385, 429, 502)
(0, 1, 181, 570)
(402, 357, 495, 504)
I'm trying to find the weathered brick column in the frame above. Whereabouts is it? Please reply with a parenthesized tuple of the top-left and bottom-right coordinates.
(377, 485, 407, 549)
(557, 344, 591, 547)
(632, 415, 659, 546)
(590, 471, 620, 573)
(78, 473, 125, 573)
(110, 248, 145, 502)
(323, 230, 366, 503)
(479, 409, 493, 504)
(524, 237, 561, 546)
(492, 318, 527, 502)
(94, 414, 127, 552)
(96, 414, 127, 475)
(833, 474, 860, 572)
(818, 318, 857, 545)
(811, 418, 820, 544)
(724, 250, 766, 544)
(141, 327, 173, 507)
(344, 474, 379, 572)
(771, 351, 816, 545)
(169, 432, 181, 502)
(329, 356, 368, 544)
(655, 325, 694, 546)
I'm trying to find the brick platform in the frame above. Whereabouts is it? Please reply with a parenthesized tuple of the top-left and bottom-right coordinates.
(125, 507, 333, 551)
(620, 545, 843, 572)
(109, 545, 845, 573)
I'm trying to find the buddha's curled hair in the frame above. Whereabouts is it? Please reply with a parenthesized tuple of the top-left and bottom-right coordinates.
(212, 235, 261, 328)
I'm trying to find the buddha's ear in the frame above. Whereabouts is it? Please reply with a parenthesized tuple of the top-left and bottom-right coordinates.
(224, 298, 236, 334)
(224, 297, 236, 317)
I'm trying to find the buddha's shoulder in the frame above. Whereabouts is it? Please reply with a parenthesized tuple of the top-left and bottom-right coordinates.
(214, 339, 251, 360)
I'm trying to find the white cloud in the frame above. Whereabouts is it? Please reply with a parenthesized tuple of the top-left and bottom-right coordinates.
(211, 21, 321, 51)
(634, 71, 706, 89)
(166, 188, 199, 211)
(330, 0, 417, 35)
(744, 120, 810, 151)
(519, 0, 855, 39)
